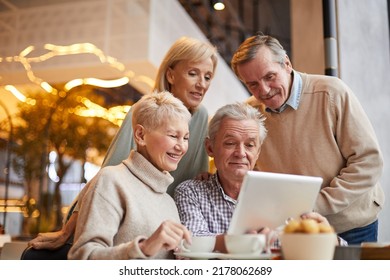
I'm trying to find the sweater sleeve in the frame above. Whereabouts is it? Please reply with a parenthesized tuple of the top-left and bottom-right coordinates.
(314, 80, 384, 215)
(68, 171, 147, 260)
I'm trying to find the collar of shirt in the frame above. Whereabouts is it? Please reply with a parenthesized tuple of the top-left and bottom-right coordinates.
(215, 172, 238, 203)
(266, 70, 302, 113)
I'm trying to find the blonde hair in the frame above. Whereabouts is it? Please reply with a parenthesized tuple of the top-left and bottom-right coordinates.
(132, 91, 191, 131)
(154, 37, 218, 93)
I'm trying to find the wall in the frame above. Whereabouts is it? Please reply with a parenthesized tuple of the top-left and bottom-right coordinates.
(291, 0, 325, 74)
(291, 0, 390, 242)
(337, 0, 390, 242)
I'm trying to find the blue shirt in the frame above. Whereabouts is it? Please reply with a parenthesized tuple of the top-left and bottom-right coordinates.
(267, 70, 302, 113)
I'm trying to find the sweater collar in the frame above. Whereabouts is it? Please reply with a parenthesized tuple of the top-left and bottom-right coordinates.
(123, 150, 174, 194)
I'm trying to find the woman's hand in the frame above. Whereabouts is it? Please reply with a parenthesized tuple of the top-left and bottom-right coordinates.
(28, 212, 78, 250)
(28, 230, 69, 250)
(138, 220, 191, 257)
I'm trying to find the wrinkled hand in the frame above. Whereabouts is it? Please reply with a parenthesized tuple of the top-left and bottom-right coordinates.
(28, 212, 78, 250)
(138, 220, 191, 257)
(300, 212, 330, 226)
(28, 230, 68, 250)
(300, 212, 344, 245)
(28, 212, 77, 250)
(246, 227, 270, 235)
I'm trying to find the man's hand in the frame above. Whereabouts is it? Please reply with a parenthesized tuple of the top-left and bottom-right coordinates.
(195, 172, 212, 181)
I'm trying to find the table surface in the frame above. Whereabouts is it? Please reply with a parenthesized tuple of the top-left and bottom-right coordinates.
(1, 244, 389, 260)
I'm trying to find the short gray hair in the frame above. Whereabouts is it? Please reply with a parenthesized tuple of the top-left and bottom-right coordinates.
(208, 102, 267, 144)
(132, 91, 191, 130)
(231, 34, 287, 79)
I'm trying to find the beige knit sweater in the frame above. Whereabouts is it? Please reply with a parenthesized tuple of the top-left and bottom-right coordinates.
(247, 72, 384, 233)
(68, 151, 180, 259)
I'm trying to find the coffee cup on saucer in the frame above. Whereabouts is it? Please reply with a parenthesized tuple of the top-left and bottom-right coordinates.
(179, 236, 216, 253)
(224, 234, 266, 255)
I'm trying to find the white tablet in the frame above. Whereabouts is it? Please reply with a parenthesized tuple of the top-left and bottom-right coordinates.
(228, 171, 323, 234)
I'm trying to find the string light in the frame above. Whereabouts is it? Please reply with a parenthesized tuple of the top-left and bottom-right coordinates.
(64, 77, 130, 91)
(0, 42, 152, 125)
(4, 85, 26, 102)
(1, 42, 152, 93)
(74, 98, 131, 126)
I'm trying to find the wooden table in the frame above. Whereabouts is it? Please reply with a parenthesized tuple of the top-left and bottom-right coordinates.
(334, 245, 390, 260)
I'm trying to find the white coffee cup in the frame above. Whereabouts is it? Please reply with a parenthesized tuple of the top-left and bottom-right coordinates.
(179, 236, 216, 253)
(224, 234, 266, 255)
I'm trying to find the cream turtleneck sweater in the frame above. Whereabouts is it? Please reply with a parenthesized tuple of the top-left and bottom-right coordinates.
(68, 150, 180, 259)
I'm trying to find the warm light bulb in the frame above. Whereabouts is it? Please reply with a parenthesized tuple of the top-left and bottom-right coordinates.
(213, 1, 225, 10)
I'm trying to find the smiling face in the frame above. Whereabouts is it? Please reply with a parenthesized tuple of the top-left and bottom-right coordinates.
(237, 47, 293, 110)
(166, 58, 214, 111)
(206, 118, 261, 187)
(135, 118, 189, 172)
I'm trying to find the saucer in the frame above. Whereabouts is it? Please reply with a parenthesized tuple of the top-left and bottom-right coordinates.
(174, 251, 274, 260)
(175, 252, 222, 260)
(221, 252, 273, 260)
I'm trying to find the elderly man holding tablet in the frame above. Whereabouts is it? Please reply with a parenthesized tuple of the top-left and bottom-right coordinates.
(174, 102, 335, 254)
